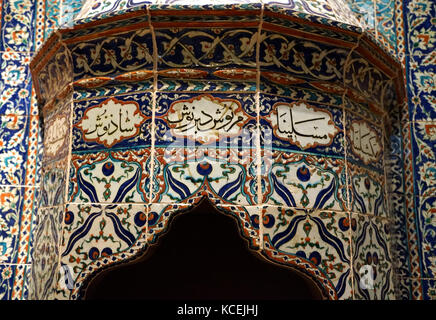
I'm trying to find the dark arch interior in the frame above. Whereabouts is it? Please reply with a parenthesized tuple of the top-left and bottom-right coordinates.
(84, 199, 324, 300)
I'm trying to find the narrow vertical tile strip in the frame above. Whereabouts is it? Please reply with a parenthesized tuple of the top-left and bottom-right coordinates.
(341, 30, 364, 300)
(255, 4, 264, 249)
(147, 5, 158, 205)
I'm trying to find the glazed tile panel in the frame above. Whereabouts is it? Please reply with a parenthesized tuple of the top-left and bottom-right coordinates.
(69, 148, 153, 204)
(262, 206, 352, 299)
(0, 115, 30, 186)
(0, 264, 31, 299)
(0, 0, 36, 52)
(24, 0, 422, 301)
(0, 51, 33, 115)
(154, 92, 257, 148)
(401, 0, 436, 299)
(259, 30, 351, 85)
(155, 28, 258, 69)
(57, 202, 149, 299)
(152, 147, 259, 206)
(72, 93, 154, 152)
(375, 0, 397, 54)
(261, 151, 348, 212)
(259, 93, 344, 156)
(345, 110, 384, 173)
(69, 28, 154, 81)
(352, 214, 396, 300)
(75, 0, 362, 29)
(0, 187, 25, 264)
(28, 205, 64, 300)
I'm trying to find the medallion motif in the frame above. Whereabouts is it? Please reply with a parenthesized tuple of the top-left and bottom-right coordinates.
(165, 94, 249, 145)
(75, 97, 147, 148)
(270, 101, 340, 149)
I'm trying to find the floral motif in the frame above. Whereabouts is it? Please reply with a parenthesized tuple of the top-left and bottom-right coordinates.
(262, 207, 352, 299)
(1, 65, 27, 87)
(0, 236, 13, 262)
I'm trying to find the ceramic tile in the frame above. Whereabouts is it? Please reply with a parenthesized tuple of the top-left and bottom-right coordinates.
(34, 44, 73, 106)
(69, 148, 152, 204)
(0, 0, 36, 52)
(410, 278, 424, 300)
(154, 91, 257, 148)
(10, 263, 31, 300)
(69, 27, 154, 81)
(422, 279, 436, 300)
(394, 277, 411, 300)
(416, 196, 436, 279)
(75, 0, 150, 21)
(0, 187, 24, 264)
(329, 0, 363, 26)
(58, 203, 148, 299)
(27, 114, 42, 187)
(405, 2, 435, 57)
(72, 93, 153, 153)
(375, 0, 397, 54)
(28, 205, 64, 300)
(387, 107, 402, 153)
(261, 206, 352, 299)
(407, 56, 436, 121)
(386, 155, 403, 194)
(157, 77, 258, 93)
(0, 264, 30, 300)
(343, 97, 383, 127)
(0, 51, 32, 115)
(43, 99, 71, 164)
(344, 0, 375, 30)
(411, 122, 436, 197)
(262, 3, 361, 35)
(60, 0, 82, 26)
(261, 151, 348, 211)
(43, 0, 60, 40)
(346, 110, 384, 173)
(259, 30, 351, 85)
(152, 146, 259, 206)
(0, 115, 29, 186)
(155, 27, 258, 70)
(389, 193, 411, 278)
(14, 186, 37, 265)
(344, 49, 393, 109)
(40, 158, 68, 207)
(348, 162, 387, 217)
(351, 213, 396, 300)
(259, 93, 345, 157)
(0, 264, 15, 300)
(158, 67, 258, 84)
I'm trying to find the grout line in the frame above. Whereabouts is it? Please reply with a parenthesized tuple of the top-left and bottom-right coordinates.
(255, 4, 265, 250)
(146, 6, 158, 205)
(0, 185, 40, 188)
(341, 29, 364, 300)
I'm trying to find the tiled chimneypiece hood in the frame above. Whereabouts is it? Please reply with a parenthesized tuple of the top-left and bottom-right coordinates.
(28, 0, 406, 300)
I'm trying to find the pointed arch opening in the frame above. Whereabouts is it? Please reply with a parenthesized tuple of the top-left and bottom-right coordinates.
(84, 199, 324, 300)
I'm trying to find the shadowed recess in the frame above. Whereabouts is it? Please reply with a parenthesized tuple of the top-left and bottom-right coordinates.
(84, 199, 323, 300)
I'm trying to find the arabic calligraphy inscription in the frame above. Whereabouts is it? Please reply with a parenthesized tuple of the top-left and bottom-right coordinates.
(76, 98, 147, 148)
(271, 101, 340, 149)
(166, 94, 248, 144)
(45, 114, 69, 158)
(349, 120, 382, 164)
